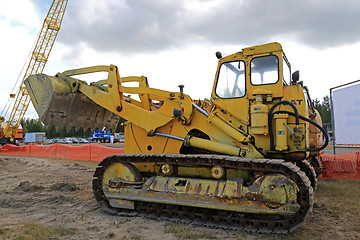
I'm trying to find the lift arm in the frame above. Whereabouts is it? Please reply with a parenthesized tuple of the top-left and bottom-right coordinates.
(56, 65, 195, 134)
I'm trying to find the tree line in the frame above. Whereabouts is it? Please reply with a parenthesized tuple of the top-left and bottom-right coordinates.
(312, 95, 331, 125)
(21, 117, 126, 138)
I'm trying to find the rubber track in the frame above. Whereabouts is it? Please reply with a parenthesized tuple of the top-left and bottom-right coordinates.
(92, 154, 313, 234)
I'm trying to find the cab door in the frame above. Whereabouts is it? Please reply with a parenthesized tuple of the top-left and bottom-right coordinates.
(246, 53, 284, 100)
(211, 59, 250, 126)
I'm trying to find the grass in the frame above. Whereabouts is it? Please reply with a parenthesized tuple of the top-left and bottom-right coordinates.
(0, 228, 7, 235)
(0, 223, 77, 240)
(317, 178, 360, 212)
(315, 178, 360, 235)
(164, 222, 218, 239)
(130, 233, 143, 240)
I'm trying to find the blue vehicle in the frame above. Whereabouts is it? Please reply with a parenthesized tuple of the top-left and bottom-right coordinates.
(89, 128, 114, 143)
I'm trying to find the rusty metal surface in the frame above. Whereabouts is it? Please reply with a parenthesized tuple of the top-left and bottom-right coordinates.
(25, 73, 120, 131)
(105, 188, 298, 215)
(148, 176, 243, 198)
(43, 91, 120, 131)
(92, 154, 313, 233)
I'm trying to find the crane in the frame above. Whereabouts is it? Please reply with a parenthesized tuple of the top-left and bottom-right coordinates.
(0, 0, 68, 145)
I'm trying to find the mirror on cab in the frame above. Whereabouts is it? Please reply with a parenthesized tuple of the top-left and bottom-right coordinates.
(292, 70, 300, 84)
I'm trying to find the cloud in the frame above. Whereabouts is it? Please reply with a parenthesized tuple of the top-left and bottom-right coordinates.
(59, 0, 184, 54)
(54, 0, 360, 55)
(0, 0, 43, 118)
(0, 0, 41, 29)
(1, 0, 359, 120)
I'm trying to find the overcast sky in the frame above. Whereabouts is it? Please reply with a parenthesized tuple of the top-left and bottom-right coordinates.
(1, 0, 360, 119)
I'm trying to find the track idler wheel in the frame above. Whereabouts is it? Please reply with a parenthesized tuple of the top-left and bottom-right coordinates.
(102, 163, 142, 188)
(93, 162, 142, 212)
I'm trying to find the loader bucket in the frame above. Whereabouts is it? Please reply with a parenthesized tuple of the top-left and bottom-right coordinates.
(24, 73, 120, 131)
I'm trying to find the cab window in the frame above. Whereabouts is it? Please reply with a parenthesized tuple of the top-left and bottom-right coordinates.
(283, 57, 291, 84)
(250, 55, 279, 85)
(215, 61, 246, 98)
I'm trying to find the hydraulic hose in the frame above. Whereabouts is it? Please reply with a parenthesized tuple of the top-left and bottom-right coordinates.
(272, 110, 329, 152)
(268, 101, 299, 151)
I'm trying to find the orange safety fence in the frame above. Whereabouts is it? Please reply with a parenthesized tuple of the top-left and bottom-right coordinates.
(1, 143, 359, 180)
(319, 152, 360, 180)
(0, 143, 124, 162)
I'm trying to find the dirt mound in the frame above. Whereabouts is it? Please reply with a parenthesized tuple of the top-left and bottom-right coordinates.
(49, 182, 80, 192)
(0, 198, 26, 208)
(14, 181, 44, 192)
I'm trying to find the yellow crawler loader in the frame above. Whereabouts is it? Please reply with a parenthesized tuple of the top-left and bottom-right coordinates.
(25, 42, 328, 233)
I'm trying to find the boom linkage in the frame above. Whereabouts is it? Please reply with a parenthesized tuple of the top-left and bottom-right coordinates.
(51, 65, 257, 157)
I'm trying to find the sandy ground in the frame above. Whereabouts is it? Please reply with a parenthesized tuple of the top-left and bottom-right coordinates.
(0, 155, 359, 240)
(0, 156, 227, 240)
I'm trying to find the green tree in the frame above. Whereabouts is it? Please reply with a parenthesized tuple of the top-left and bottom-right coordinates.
(313, 95, 331, 124)
(46, 125, 59, 138)
(68, 127, 76, 137)
(21, 118, 46, 133)
(59, 126, 67, 138)
(84, 128, 92, 138)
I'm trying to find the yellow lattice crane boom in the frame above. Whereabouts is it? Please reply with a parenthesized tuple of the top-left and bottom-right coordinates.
(0, 0, 68, 143)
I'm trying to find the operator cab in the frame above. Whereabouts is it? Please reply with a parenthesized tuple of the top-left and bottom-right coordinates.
(210, 42, 292, 126)
(213, 43, 292, 101)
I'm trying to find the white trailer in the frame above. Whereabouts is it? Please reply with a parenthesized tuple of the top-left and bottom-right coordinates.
(24, 132, 46, 143)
